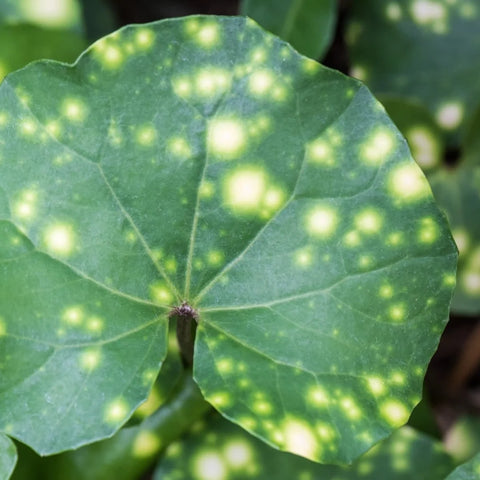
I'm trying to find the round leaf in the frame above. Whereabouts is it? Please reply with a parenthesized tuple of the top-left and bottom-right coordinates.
(347, 0, 480, 143)
(154, 414, 454, 480)
(0, 16, 457, 463)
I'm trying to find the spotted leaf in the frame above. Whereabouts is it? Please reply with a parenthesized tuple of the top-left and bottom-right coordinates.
(240, 0, 337, 59)
(0, 433, 16, 480)
(0, 16, 457, 462)
(347, 0, 480, 143)
(154, 414, 454, 480)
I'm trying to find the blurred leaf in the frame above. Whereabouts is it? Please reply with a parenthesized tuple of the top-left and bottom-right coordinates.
(445, 452, 480, 479)
(0, 16, 457, 464)
(154, 414, 454, 480)
(0, 433, 16, 480)
(347, 0, 480, 143)
(0, 24, 86, 82)
(240, 0, 337, 59)
(0, 0, 82, 32)
(79, 0, 117, 41)
(445, 416, 480, 465)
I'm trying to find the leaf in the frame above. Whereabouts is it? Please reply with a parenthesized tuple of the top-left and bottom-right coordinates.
(240, 0, 337, 59)
(0, 16, 457, 463)
(346, 0, 480, 143)
(382, 99, 480, 314)
(154, 414, 454, 480)
(445, 452, 480, 480)
(0, 0, 83, 32)
(0, 24, 86, 82)
(0, 433, 17, 480)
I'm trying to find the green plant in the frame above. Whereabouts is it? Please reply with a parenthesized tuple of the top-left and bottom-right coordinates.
(0, 4, 478, 479)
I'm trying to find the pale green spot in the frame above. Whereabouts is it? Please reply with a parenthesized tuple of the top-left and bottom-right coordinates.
(19, 118, 37, 136)
(86, 316, 104, 333)
(165, 257, 177, 273)
(223, 166, 266, 213)
(94, 40, 124, 69)
(135, 28, 155, 49)
(436, 101, 464, 130)
(379, 284, 394, 298)
(216, 358, 233, 373)
(187, 20, 221, 48)
(136, 125, 156, 146)
(172, 77, 192, 98)
(340, 397, 362, 419)
(387, 231, 404, 246)
(195, 68, 231, 97)
(343, 230, 362, 247)
(250, 47, 267, 63)
(358, 255, 373, 268)
(315, 422, 336, 440)
(443, 272, 456, 287)
(208, 118, 246, 159)
(367, 376, 386, 396)
(46, 120, 61, 137)
(281, 417, 320, 460)
(306, 205, 338, 238)
(61, 97, 87, 122)
(387, 162, 430, 202)
(193, 450, 226, 480)
(306, 138, 334, 166)
(209, 391, 232, 408)
(149, 281, 174, 305)
(418, 217, 439, 243)
(461, 270, 480, 295)
(104, 398, 129, 424)
(168, 136, 192, 157)
(43, 222, 76, 256)
(13, 188, 38, 221)
(389, 303, 406, 322)
(307, 385, 329, 406)
(62, 306, 84, 326)
(132, 430, 161, 458)
(355, 208, 383, 234)
(207, 250, 224, 266)
(391, 371, 406, 385)
(294, 247, 313, 268)
(380, 400, 409, 426)
(248, 69, 275, 95)
(199, 180, 215, 199)
(361, 127, 395, 165)
(80, 349, 101, 371)
(252, 400, 273, 415)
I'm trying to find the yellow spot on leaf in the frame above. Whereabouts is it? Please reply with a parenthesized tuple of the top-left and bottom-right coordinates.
(105, 398, 129, 424)
(80, 349, 101, 371)
(306, 206, 338, 238)
(380, 400, 409, 426)
(43, 222, 76, 256)
(249, 70, 274, 95)
(281, 418, 320, 460)
(223, 439, 253, 469)
(0, 317, 6, 336)
(355, 208, 383, 234)
(135, 28, 155, 49)
(361, 127, 395, 165)
(62, 306, 84, 326)
(406, 126, 440, 169)
(367, 377, 386, 396)
(388, 162, 430, 202)
(194, 451, 226, 480)
(61, 97, 87, 122)
(136, 125, 156, 146)
(389, 303, 406, 322)
(208, 118, 246, 159)
(306, 138, 334, 166)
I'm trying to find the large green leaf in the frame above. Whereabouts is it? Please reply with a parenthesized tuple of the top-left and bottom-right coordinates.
(347, 0, 480, 143)
(445, 452, 480, 480)
(240, 0, 337, 59)
(382, 98, 480, 314)
(0, 16, 457, 463)
(0, 433, 16, 480)
(154, 414, 454, 480)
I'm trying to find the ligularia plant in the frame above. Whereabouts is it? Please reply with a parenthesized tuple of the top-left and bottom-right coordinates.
(0, 15, 457, 470)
